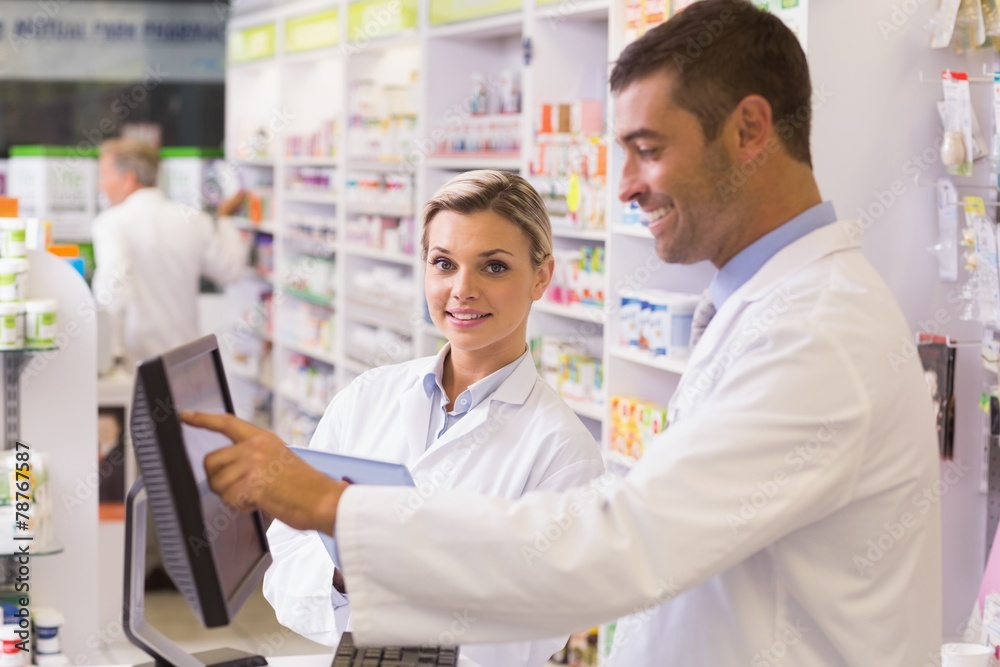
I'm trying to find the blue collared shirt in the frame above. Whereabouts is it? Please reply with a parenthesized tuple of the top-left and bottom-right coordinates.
(710, 202, 837, 310)
(422, 344, 527, 450)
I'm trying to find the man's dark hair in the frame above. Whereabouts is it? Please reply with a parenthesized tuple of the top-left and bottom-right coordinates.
(610, 0, 813, 166)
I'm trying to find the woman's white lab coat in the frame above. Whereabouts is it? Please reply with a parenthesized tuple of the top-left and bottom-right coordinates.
(263, 346, 606, 667)
(332, 220, 943, 665)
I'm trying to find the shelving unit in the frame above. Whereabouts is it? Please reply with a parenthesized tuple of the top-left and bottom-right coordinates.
(532, 300, 606, 323)
(223, 0, 709, 473)
(9, 250, 101, 659)
(609, 346, 688, 375)
(278, 336, 338, 367)
(342, 244, 415, 265)
(283, 191, 341, 205)
(611, 223, 653, 239)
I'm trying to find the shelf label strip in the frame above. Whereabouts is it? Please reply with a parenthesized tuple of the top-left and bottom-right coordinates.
(228, 23, 276, 63)
(429, 0, 522, 25)
(286, 10, 340, 53)
(347, 0, 418, 42)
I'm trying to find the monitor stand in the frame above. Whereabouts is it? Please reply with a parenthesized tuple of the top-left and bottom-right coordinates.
(123, 480, 268, 667)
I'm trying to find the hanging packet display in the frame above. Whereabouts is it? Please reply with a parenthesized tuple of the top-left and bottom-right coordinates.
(942, 71, 974, 177)
(963, 196, 1000, 325)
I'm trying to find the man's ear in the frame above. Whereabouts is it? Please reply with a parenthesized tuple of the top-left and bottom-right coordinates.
(730, 94, 775, 165)
(125, 170, 140, 192)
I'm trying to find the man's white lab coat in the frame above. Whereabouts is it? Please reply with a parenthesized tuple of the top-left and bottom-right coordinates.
(334, 220, 943, 666)
(91, 188, 248, 364)
(263, 347, 607, 667)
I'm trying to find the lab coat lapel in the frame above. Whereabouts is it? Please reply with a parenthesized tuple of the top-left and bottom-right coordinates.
(687, 220, 859, 365)
(398, 371, 435, 463)
(424, 401, 491, 459)
(672, 220, 860, 418)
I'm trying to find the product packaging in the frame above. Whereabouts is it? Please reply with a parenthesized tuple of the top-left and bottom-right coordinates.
(24, 300, 56, 349)
(942, 71, 974, 176)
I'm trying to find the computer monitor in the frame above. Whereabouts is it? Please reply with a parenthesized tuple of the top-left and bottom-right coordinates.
(123, 335, 272, 667)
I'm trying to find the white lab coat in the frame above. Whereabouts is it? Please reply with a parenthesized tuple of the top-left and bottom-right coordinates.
(263, 347, 606, 667)
(335, 220, 943, 666)
(91, 188, 248, 365)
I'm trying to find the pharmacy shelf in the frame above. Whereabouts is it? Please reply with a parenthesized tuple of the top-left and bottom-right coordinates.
(609, 346, 688, 375)
(228, 363, 273, 391)
(346, 206, 416, 217)
(283, 190, 340, 205)
(550, 222, 607, 242)
(347, 31, 420, 53)
(427, 11, 523, 40)
(426, 154, 522, 171)
(286, 217, 339, 232)
(230, 217, 277, 235)
(278, 337, 338, 367)
(231, 157, 276, 167)
(282, 44, 342, 66)
(279, 385, 328, 418)
(227, 56, 280, 74)
(284, 236, 337, 257)
(282, 287, 335, 309)
(342, 357, 373, 376)
(533, 300, 606, 324)
(345, 302, 415, 337)
(612, 224, 653, 239)
(538, 0, 610, 20)
(285, 156, 341, 167)
(562, 396, 605, 423)
(348, 159, 409, 172)
(343, 244, 416, 266)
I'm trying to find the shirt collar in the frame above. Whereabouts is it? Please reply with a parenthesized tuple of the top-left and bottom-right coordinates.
(710, 201, 837, 309)
(421, 343, 529, 413)
(421, 344, 451, 397)
(122, 187, 163, 204)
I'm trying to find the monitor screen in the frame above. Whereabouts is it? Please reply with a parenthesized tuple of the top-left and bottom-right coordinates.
(129, 335, 271, 629)
(165, 348, 268, 604)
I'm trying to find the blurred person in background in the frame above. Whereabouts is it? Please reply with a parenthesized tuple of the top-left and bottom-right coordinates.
(92, 137, 249, 368)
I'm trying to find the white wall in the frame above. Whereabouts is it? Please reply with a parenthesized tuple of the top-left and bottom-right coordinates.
(809, 1, 992, 636)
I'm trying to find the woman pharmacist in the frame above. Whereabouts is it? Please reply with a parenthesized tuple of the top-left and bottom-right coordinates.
(188, 2, 942, 664)
(261, 169, 605, 667)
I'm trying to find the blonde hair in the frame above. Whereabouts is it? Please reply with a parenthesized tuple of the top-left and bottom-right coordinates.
(421, 170, 552, 268)
(100, 138, 160, 187)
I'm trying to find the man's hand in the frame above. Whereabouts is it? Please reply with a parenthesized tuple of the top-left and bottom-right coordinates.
(181, 411, 347, 535)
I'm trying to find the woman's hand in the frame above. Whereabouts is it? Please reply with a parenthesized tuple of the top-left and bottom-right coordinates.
(181, 411, 347, 535)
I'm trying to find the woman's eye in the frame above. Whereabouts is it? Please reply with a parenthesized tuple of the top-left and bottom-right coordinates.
(432, 258, 454, 270)
(485, 262, 508, 274)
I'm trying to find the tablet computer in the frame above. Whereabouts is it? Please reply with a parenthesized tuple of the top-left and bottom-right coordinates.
(288, 447, 415, 562)
(290, 447, 415, 487)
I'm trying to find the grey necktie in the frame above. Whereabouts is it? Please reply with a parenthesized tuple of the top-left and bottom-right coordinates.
(689, 289, 717, 348)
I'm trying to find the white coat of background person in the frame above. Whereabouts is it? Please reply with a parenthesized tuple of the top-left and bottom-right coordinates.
(262, 170, 606, 667)
(191, 3, 943, 665)
(91, 138, 249, 367)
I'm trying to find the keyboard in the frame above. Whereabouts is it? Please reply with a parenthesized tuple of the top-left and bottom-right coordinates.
(332, 631, 459, 666)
